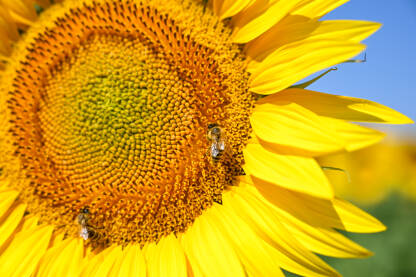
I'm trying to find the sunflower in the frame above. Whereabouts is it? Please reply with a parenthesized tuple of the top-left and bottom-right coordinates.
(318, 141, 402, 206)
(0, 0, 412, 276)
(397, 142, 416, 201)
(319, 137, 416, 205)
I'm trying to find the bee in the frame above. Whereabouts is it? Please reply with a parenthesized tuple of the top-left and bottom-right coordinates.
(77, 207, 103, 241)
(207, 123, 226, 163)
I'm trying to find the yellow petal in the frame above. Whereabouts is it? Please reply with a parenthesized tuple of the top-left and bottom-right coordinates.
(36, 239, 71, 277)
(237, 179, 371, 258)
(0, 9, 18, 41)
(245, 175, 385, 233)
(21, 215, 39, 231)
(320, 116, 385, 151)
(0, 9, 19, 56)
(245, 17, 319, 61)
(311, 20, 381, 43)
(0, 0, 37, 26)
(257, 88, 414, 124)
(218, 0, 253, 19)
(261, 196, 371, 257)
(352, 102, 414, 124)
(37, 238, 83, 277)
(181, 210, 245, 277)
(292, 0, 349, 18)
(81, 245, 121, 276)
(109, 244, 146, 277)
(145, 234, 187, 277)
(0, 203, 26, 249)
(231, 0, 273, 35)
(227, 187, 341, 277)
(0, 190, 19, 218)
(0, 37, 12, 56)
(0, 224, 53, 277)
(35, 0, 50, 9)
(232, 0, 303, 43)
(249, 40, 365, 94)
(80, 251, 101, 276)
(47, 231, 64, 248)
(212, 202, 286, 276)
(284, 219, 372, 258)
(80, 248, 95, 272)
(251, 103, 345, 154)
(333, 197, 386, 233)
(246, 19, 380, 62)
(212, 0, 223, 15)
(92, 246, 122, 277)
(244, 143, 333, 199)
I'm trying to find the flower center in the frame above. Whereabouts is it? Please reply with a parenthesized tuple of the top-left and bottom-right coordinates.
(5, 0, 253, 246)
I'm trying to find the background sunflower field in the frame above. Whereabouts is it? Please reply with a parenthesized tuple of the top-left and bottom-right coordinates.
(297, 0, 416, 276)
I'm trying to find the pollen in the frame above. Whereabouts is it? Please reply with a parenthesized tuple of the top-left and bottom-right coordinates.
(3, 0, 253, 246)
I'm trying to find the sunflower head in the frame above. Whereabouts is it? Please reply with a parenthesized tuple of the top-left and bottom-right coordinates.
(2, 0, 257, 247)
(0, 0, 412, 276)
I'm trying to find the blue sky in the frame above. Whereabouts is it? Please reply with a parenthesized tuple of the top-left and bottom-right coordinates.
(307, 0, 416, 134)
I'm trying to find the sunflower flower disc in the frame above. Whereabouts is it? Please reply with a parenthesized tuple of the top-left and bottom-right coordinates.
(5, 0, 252, 246)
(0, 0, 412, 276)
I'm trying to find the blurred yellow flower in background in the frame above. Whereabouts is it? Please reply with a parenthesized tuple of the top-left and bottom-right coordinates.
(0, 0, 413, 276)
(319, 135, 416, 206)
(395, 141, 416, 201)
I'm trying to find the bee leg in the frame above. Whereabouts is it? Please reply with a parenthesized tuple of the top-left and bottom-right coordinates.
(89, 225, 105, 230)
(202, 0, 208, 13)
(204, 147, 216, 165)
(213, 199, 222, 205)
(203, 147, 210, 159)
(213, 195, 222, 205)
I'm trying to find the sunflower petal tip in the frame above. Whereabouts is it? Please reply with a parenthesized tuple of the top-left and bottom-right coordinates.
(365, 250, 375, 258)
(405, 116, 414, 124)
(349, 101, 413, 124)
(377, 221, 387, 232)
(372, 21, 382, 31)
(386, 111, 414, 124)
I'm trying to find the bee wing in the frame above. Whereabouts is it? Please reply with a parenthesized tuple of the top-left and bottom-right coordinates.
(80, 226, 89, 240)
(210, 141, 221, 157)
(218, 140, 225, 151)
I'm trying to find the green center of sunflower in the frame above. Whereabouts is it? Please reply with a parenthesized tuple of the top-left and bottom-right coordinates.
(6, 0, 253, 246)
